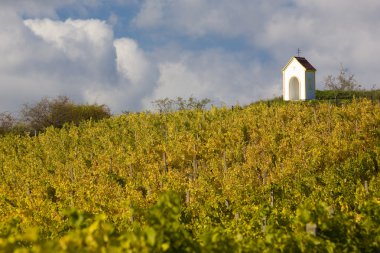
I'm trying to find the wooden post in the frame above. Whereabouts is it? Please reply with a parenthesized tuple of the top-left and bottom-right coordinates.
(164, 125, 168, 140)
(242, 145, 247, 163)
(27, 181, 31, 196)
(329, 206, 335, 216)
(163, 152, 168, 173)
(225, 199, 229, 209)
(365, 180, 369, 193)
(306, 223, 317, 236)
(262, 217, 267, 232)
(223, 150, 227, 174)
(270, 189, 274, 207)
(129, 164, 134, 178)
(193, 144, 197, 180)
(186, 190, 190, 206)
(109, 157, 113, 173)
(263, 171, 268, 185)
(70, 168, 74, 183)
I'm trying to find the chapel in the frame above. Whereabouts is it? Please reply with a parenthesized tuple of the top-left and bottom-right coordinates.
(282, 56, 316, 100)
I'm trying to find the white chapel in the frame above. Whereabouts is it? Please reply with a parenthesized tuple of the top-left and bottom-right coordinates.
(282, 56, 316, 101)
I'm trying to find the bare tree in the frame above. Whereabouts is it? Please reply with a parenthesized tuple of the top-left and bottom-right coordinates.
(0, 112, 15, 135)
(324, 64, 362, 91)
(152, 98, 174, 113)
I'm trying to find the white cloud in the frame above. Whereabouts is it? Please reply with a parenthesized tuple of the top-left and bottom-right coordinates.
(143, 49, 280, 108)
(0, 12, 157, 113)
(114, 38, 153, 85)
(84, 38, 158, 111)
(24, 19, 114, 62)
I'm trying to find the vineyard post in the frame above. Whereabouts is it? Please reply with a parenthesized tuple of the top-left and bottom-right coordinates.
(164, 123, 168, 140)
(70, 167, 75, 206)
(186, 189, 190, 206)
(129, 204, 134, 224)
(313, 107, 318, 124)
(263, 171, 268, 185)
(365, 180, 369, 193)
(129, 164, 133, 178)
(306, 223, 317, 236)
(27, 181, 31, 196)
(225, 199, 229, 209)
(0, 161, 4, 180)
(70, 167, 74, 183)
(262, 217, 267, 232)
(242, 145, 247, 163)
(270, 189, 274, 207)
(223, 150, 227, 175)
(163, 152, 168, 173)
(328, 104, 332, 134)
(193, 144, 198, 180)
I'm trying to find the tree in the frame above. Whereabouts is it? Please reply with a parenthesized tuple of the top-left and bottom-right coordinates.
(0, 112, 27, 136)
(0, 112, 15, 135)
(324, 64, 362, 91)
(21, 96, 111, 132)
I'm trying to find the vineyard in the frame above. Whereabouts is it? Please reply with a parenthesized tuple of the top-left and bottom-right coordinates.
(0, 99, 379, 252)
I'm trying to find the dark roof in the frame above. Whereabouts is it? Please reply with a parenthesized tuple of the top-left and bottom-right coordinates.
(295, 57, 316, 71)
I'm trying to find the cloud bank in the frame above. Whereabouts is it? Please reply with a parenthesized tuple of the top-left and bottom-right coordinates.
(0, 0, 379, 113)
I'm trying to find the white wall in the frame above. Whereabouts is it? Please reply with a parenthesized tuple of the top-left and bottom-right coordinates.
(283, 58, 306, 100)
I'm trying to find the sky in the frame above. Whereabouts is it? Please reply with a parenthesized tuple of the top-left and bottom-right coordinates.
(1, 0, 379, 114)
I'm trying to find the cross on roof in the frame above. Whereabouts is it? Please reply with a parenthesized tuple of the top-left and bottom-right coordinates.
(297, 48, 302, 57)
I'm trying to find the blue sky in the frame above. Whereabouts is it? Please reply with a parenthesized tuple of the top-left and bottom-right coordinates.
(1, 0, 379, 113)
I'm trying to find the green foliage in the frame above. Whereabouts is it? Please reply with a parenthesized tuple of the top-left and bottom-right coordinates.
(0, 99, 379, 252)
(316, 89, 380, 100)
(21, 96, 111, 132)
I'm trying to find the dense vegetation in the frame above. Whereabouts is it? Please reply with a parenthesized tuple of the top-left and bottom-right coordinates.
(316, 89, 380, 101)
(0, 96, 111, 136)
(0, 99, 379, 252)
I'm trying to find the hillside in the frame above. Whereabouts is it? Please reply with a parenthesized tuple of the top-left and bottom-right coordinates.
(316, 89, 380, 100)
(1, 99, 379, 252)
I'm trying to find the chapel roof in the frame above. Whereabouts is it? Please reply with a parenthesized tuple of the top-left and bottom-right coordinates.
(294, 57, 316, 71)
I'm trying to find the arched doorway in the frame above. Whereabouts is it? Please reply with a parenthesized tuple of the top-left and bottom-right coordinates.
(289, 77, 300, 100)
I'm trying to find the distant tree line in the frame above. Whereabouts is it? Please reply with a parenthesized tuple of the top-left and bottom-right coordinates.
(0, 96, 111, 136)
